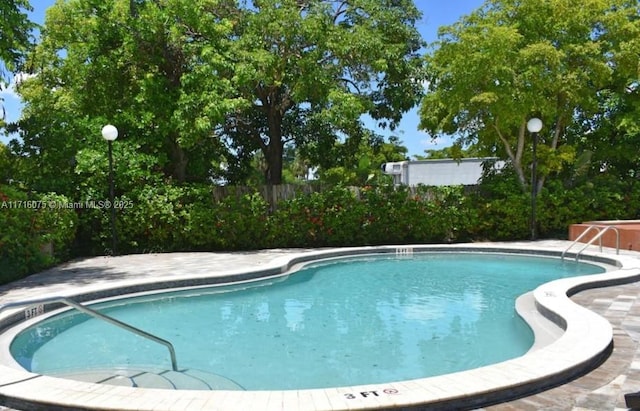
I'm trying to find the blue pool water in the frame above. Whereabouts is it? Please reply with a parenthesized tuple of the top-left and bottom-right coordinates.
(10, 252, 604, 390)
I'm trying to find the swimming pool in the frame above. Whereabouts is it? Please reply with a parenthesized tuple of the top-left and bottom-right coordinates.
(1, 243, 639, 411)
(8, 252, 604, 390)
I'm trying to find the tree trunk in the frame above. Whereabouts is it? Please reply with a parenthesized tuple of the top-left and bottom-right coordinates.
(264, 110, 284, 185)
(495, 121, 528, 193)
(168, 135, 188, 183)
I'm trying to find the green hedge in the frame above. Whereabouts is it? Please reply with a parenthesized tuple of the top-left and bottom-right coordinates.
(0, 185, 77, 283)
(537, 178, 640, 238)
(77, 185, 271, 254)
(76, 185, 205, 255)
(69, 179, 640, 256)
(74, 184, 480, 254)
(5, 174, 640, 284)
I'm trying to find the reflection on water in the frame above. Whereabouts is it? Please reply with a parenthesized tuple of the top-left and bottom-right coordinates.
(10, 253, 603, 389)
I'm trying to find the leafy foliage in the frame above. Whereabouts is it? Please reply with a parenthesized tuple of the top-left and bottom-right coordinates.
(316, 133, 408, 186)
(220, 0, 426, 184)
(4, 0, 640, 286)
(3, 174, 640, 285)
(419, 0, 640, 194)
(0, 144, 11, 183)
(266, 185, 475, 247)
(0, 0, 35, 126)
(10, 0, 425, 189)
(0, 0, 34, 83)
(11, 0, 237, 194)
(0, 185, 77, 283)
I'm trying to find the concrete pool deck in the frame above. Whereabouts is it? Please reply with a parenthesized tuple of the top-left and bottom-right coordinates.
(1, 241, 640, 410)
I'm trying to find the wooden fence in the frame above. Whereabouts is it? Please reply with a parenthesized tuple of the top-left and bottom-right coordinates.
(210, 183, 479, 209)
(211, 183, 325, 205)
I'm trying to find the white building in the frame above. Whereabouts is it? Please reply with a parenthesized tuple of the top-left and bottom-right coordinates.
(381, 158, 504, 186)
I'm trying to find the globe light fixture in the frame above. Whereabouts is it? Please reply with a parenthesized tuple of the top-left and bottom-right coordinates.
(526, 117, 543, 133)
(101, 124, 118, 141)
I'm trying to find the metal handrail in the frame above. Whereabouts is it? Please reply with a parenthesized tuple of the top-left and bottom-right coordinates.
(561, 225, 602, 260)
(0, 296, 178, 371)
(562, 225, 620, 261)
(573, 226, 619, 261)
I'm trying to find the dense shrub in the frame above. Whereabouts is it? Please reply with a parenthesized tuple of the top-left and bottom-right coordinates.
(76, 184, 272, 254)
(0, 185, 77, 283)
(6, 171, 640, 285)
(267, 187, 365, 247)
(206, 192, 270, 250)
(73, 177, 640, 256)
(468, 192, 530, 240)
(266, 185, 477, 247)
(38, 193, 79, 260)
(469, 172, 640, 240)
(354, 185, 462, 244)
(117, 185, 194, 253)
(400, 185, 478, 243)
(538, 177, 640, 238)
(77, 184, 213, 255)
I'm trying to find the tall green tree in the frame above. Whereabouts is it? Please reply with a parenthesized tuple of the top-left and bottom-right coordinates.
(570, 3, 640, 181)
(14, 0, 424, 190)
(0, 0, 34, 122)
(221, 0, 425, 184)
(12, 0, 237, 195)
(0, 0, 33, 83)
(419, 0, 639, 194)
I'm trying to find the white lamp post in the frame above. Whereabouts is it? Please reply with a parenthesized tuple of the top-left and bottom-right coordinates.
(101, 124, 118, 255)
(526, 118, 542, 241)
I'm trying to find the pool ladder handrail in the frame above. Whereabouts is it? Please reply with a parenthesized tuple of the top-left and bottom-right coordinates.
(0, 296, 178, 371)
(561, 225, 620, 261)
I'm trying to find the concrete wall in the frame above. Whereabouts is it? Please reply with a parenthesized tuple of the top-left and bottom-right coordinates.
(568, 220, 640, 251)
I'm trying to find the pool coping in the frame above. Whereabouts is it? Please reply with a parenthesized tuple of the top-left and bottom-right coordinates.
(1, 243, 640, 411)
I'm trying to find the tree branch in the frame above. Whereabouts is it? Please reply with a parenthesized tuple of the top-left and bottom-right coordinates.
(516, 120, 526, 165)
(333, 1, 348, 24)
(551, 114, 563, 149)
(493, 118, 527, 190)
(492, 119, 515, 161)
(340, 77, 361, 94)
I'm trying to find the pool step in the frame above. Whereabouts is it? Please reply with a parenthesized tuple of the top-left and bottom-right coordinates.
(516, 291, 565, 352)
(52, 368, 244, 390)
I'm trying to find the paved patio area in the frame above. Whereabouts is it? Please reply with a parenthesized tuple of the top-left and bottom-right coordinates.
(484, 279, 640, 411)
(1, 241, 640, 410)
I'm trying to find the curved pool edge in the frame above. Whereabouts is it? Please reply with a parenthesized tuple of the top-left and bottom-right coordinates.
(1, 243, 639, 411)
